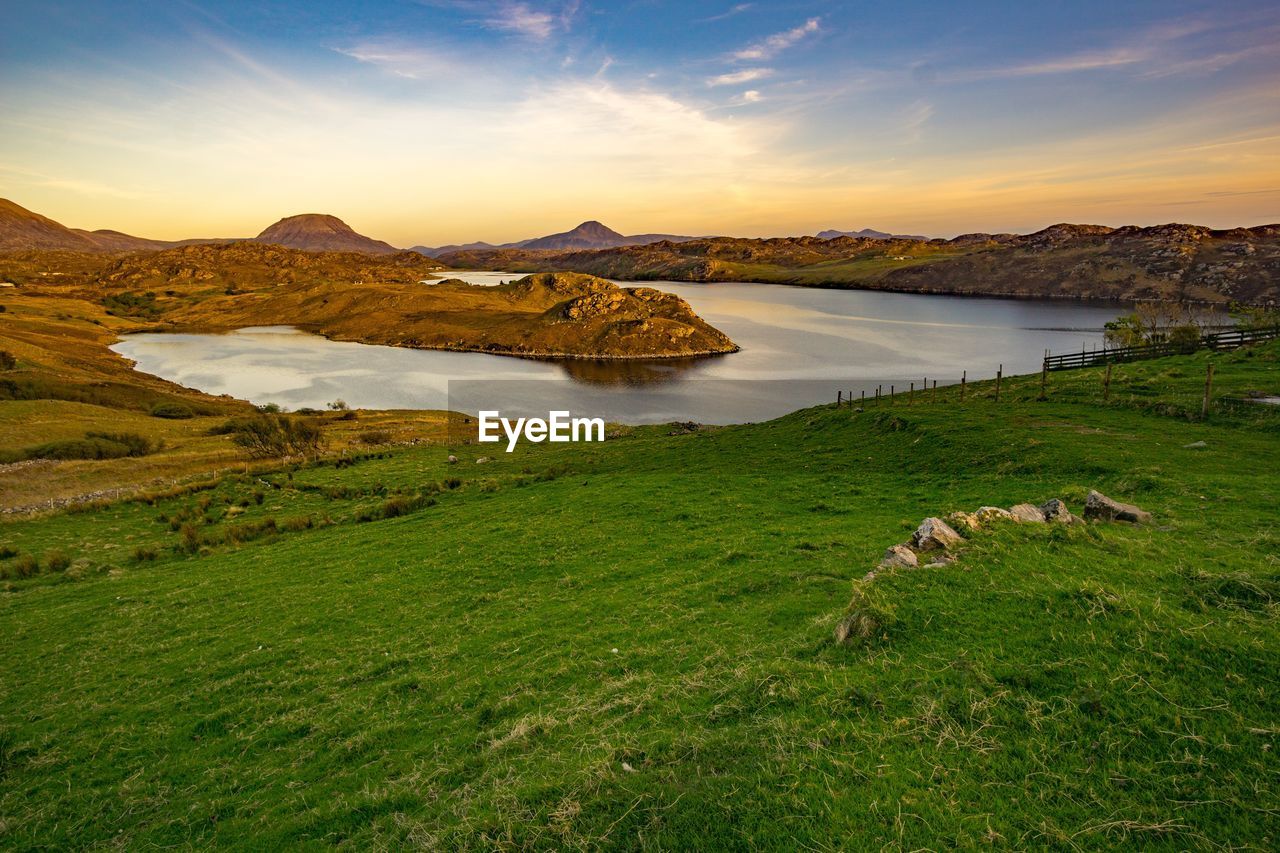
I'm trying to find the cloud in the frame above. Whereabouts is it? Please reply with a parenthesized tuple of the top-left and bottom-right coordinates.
(702, 4, 752, 24)
(504, 80, 766, 180)
(737, 90, 762, 104)
(707, 68, 773, 87)
(483, 2, 556, 40)
(334, 41, 461, 79)
(732, 18, 820, 61)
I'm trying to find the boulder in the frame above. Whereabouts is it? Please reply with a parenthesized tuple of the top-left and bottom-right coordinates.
(1084, 490, 1152, 524)
(975, 506, 1013, 523)
(945, 511, 980, 532)
(1039, 498, 1082, 524)
(926, 553, 957, 567)
(447, 455, 458, 464)
(1008, 503, 1046, 523)
(880, 544, 918, 569)
(911, 517, 964, 551)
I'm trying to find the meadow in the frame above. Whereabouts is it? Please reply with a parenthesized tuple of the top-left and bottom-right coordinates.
(1, 344, 1278, 848)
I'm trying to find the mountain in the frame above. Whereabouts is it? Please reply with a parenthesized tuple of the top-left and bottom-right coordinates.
(254, 214, 397, 255)
(437, 223, 1280, 305)
(816, 227, 928, 241)
(412, 220, 698, 257)
(0, 198, 181, 252)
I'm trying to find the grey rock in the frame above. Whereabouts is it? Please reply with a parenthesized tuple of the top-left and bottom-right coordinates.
(1084, 490, 1152, 524)
(880, 544, 919, 569)
(447, 455, 458, 464)
(911, 517, 964, 551)
(1182, 441, 1207, 449)
(1039, 498, 1082, 524)
(1009, 503, 1046, 523)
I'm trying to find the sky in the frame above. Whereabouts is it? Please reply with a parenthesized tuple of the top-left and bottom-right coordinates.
(2, 0, 1279, 245)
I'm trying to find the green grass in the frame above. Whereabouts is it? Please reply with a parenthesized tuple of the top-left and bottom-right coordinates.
(1, 344, 1278, 848)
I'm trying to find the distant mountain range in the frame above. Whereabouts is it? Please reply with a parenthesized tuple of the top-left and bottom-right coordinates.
(815, 227, 928, 241)
(411, 220, 699, 257)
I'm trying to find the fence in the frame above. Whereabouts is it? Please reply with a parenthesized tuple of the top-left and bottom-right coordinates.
(1042, 325, 1280, 372)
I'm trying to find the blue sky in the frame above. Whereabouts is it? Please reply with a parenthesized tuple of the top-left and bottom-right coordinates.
(2, 1, 1278, 244)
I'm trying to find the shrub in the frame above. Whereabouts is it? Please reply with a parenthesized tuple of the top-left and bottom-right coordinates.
(22, 436, 143, 461)
(328, 399, 349, 411)
(5, 554, 40, 579)
(0, 351, 15, 370)
(150, 401, 194, 419)
(230, 416, 324, 459)
(132, 545, 159, 562)
(44, 550, 71, 573)
(102, 291, 160, 319)
(179, 523, 201, 554)
(0, 545, 17, 560)
(358, 429, 392, 445)
(86, 432, 155, 456)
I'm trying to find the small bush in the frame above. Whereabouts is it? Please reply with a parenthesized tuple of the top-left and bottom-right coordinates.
(150, 401, 194, 419)
(0, 351, 16, 370)
(4, 554, 39, 579)
(358, 429, 392, 445)
(43, 550, 71, 573)
(0, 545, 17, 560)
(132, 545, 159, 562)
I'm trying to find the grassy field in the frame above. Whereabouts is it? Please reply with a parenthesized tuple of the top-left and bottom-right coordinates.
(1, 344, 1278, 848)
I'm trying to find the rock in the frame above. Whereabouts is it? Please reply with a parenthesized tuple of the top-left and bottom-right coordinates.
(1039, 498, 1082, 524)
(1084, 490, 1152, 524)
(1008, 503, 1046, 523)
(447, 455, 458, 464)
(975, 506, 1013, 523)
(945, 511, 980, 532)
(926, 553, 957, 567)
(911, 517, 964, 551)
(475, 456, 492, 464)
(1183, 441, 1207, 449)
(880, 544, 918, 569)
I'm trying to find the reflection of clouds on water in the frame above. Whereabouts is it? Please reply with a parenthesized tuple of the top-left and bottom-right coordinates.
(111, 282, 1126, 423)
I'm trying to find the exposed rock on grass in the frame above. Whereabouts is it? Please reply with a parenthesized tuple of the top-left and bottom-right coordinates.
(880, 544, 918, 569)
(1084, 490, 1153, 524)
(1009, 503, 1047, 523)
(911, 517, 964, 551)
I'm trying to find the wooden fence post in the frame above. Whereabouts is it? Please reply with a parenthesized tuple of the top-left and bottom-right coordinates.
(1039, 351, 1048, 401)
(960, 371, 966, 401)
(1202, 363, 1214, 418)
(909, 382, 914, 405)
(837, 390, 842, 406)
(890, 384, 894, 404)
(994, 365, 1002, 402)
(1103, 362, 1112, 402)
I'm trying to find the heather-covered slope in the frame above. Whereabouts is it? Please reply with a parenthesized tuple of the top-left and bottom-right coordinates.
(441, 223, 1280, 304)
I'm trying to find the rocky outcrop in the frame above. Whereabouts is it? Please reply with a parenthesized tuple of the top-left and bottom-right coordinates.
(1039, 498, 1083, 524)
(1084, 490, 1153, 524)
(1009, 503, 1047, 523)
(880, 544, 918, 569)
(911, 517, 964, 551)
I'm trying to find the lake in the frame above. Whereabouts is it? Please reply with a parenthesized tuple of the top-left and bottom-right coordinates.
(112, 274, 1128, 424)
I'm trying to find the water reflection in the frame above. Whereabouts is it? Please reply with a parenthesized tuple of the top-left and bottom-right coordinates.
(112, 277, 1135, 423)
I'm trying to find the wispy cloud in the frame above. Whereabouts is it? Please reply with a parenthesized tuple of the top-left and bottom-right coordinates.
(334, 41, 461, 79)
(707, 67, 773, 87)
(733, 18, 820, 61)
(483, 2, 555, 40)
(702, 3, 752, 24)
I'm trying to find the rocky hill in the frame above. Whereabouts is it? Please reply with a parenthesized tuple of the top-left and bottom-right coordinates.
(254, 214, 397, 255)
(0, 198, 180, 253)
(440, 223, 1280, 305)
(166, 271, 737, 359)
